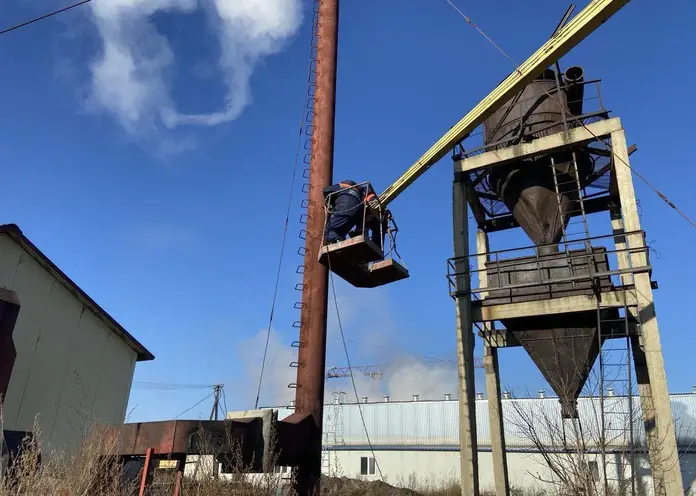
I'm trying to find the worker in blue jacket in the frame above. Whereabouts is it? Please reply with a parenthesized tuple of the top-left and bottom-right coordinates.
(323, 180, 378, 244)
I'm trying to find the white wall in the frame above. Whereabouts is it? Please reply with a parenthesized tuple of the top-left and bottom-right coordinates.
(323, 449, 696, 495)
(0, 233, 136, 456)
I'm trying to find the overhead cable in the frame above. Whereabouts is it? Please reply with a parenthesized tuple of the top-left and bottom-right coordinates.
(327, 255, 385, 482)
(1, 0, 93, 36)
(254, 13, 317, 410)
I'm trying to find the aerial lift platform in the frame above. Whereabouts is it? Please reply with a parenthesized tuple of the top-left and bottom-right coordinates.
(317, 181, 409, 288)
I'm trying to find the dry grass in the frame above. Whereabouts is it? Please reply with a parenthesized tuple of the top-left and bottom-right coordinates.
(0, 423, 551, 496)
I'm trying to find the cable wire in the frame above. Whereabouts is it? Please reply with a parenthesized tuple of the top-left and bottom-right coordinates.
(327, 255, 384, 481)
(1, 0, 93, 36)
(174, 392, 214, 420)
(222, 387, 229, 418)
(444, 0, 696, 230)
(254, 20, 317, 410)
(132, 381, 214, 391)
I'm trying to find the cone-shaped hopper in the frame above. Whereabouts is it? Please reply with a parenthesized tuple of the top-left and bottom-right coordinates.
(505, 313, 604, 418)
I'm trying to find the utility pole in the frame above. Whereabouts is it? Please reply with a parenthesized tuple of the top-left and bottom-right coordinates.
(191, 384, 223, 480)
(293, 0, 339, 494)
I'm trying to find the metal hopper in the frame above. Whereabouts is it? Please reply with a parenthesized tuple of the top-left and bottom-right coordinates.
(481, 67, 607, 417)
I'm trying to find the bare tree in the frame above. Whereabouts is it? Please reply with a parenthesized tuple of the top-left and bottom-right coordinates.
(504, 343, 694, 496)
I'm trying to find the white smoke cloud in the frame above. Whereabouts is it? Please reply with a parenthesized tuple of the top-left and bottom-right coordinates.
(238, 328, 297, 408)
(87, 0, 303, 135)
(326, 355, 459, 403)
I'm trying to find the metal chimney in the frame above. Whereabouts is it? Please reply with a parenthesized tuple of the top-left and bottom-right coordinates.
(444, 393, 452, 401)
(607, 388, 615, 397)
(475, 392, 484, 400)
(693, 385, 696, 394)
(383, 395, 390, 403)
(538, 390, 545, 399)
(502, 391, 511, 400)
(361, 396, 368, 404)
(412, 394, 420, 402)
(289, 400, 296, 408)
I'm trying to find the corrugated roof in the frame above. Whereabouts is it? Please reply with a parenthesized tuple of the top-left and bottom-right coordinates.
(0, 224, 154, 361)
(269, 393, 696, 450)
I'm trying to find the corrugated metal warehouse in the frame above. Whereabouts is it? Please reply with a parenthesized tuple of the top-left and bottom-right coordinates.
(267, 392, 696, 494)
(0, 224, 153, 455)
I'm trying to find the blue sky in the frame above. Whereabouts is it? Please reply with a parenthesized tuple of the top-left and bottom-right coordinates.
(1, 0, 695, 423)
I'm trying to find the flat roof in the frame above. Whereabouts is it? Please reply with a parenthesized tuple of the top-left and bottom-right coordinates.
(0, 224, 154, 361)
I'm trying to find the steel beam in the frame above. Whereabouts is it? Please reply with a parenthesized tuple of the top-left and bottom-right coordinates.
(454, 117, 622, 174)
(379, 0, 631, 206)
(294, 0, 339, 493)
(472, 289, 637, 322)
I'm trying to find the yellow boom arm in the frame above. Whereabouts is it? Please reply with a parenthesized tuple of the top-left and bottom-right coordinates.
(378, 0, 631, 206)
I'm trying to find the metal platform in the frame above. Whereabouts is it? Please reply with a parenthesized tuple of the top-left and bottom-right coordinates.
(362, 259, 410, 288)
(318, 235, 384, 266)
(318, 235, 409, 288)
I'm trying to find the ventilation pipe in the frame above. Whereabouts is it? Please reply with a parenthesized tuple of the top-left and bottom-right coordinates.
(444, 393, 452, 401)
(383, 395, 390, 403)
(538, 390, 546, 399)
(564, 65, 585, 116)
(412, 394, 420, 402)
(361, 396, 368, 404)
(502, 391, 512, 400)
(475, 392, 484, 400)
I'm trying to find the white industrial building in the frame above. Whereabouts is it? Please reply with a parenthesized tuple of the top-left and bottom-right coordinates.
(265, 392, 696, 494)
(0, 224, 153, 455)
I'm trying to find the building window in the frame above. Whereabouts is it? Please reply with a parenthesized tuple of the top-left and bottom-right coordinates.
(360, 457, 376, 475)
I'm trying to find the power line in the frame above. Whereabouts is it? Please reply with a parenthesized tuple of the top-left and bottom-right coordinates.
(174, 392, 214, 420)
(131, 381, 214, 391)
(444, 0, 696, 230)
(254, 17, 318, 410)
(222, 387, 229, 417)
(327, 255, 384, 482)
(0, 0, 93, 36)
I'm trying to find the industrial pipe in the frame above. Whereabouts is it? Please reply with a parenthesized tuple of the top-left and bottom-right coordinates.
(564, 65, 585, 117)
(292, 0, 339, 494)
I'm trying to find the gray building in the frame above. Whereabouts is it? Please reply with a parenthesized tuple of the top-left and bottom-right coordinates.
(267, 392, 696, 494)
(0, 224, 153, 455)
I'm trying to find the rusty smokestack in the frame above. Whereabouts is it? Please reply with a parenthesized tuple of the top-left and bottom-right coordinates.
(292, 0, 339, 494)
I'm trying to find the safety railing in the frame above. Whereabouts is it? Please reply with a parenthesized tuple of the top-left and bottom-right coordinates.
(321, 181, 404, 266)
(446, 231, 652, 299)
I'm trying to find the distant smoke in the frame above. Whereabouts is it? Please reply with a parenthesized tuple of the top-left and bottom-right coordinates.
(327, 354, 459, 403)
(87, 0, 303, 136)
(238, 328, 296, 408)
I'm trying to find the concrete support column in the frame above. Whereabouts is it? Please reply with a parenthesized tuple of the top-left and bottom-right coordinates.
(453, 174, 479, 496)
(611, 128, 683, 496)
(476, 229, 509, 496)
(484, 345, 509, 496)
(610, 207, 660, 484)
